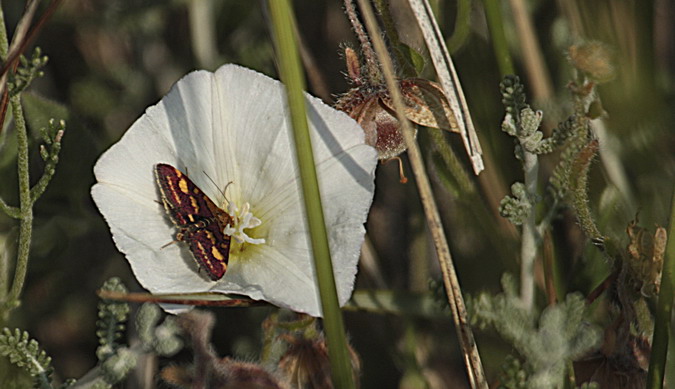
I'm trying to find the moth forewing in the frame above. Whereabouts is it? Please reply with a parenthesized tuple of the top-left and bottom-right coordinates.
(154, 163, 232, 280)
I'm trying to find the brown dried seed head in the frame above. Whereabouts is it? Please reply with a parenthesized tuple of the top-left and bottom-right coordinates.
(568, 41, 616, 83)
(335, 86, 411, 160)
(278, 336, 360, 389)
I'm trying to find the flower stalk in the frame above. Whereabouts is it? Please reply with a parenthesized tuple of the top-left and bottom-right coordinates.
(268, 1, 355, 388)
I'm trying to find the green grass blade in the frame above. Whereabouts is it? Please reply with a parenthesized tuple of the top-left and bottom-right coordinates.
(267, 2, 355, 388)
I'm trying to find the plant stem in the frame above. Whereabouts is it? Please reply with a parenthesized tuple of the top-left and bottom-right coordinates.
(356, 1, 487, 387)
(519, 150, 538, 310)
(0, 198, 20, 219)
(5, 96, 32, 312)
(646, 185, 675, 389)
(267, 2, 355, 388)
(0, 3, 33, 316)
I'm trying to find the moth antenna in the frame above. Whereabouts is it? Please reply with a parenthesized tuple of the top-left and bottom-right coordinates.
(203, 170, 234, 206)
(222, 181, 234, 206)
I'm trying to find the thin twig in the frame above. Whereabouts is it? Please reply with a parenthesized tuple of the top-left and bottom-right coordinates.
(356, 1, 487, 387)
(0, 0, 63, 135)
(0, 0, 62, 79)
(343, 0, 381, 82)
(0, 197, 20, 219)
(0, 0, 39, 99)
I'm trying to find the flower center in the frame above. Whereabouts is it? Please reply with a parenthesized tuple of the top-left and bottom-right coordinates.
(223, 202, 266, 245)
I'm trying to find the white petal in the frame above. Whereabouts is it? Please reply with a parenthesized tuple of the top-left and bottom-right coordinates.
(91, 184, 211, 292)
(92, 64, 377, 317)
(207, 68, 376, 316)
(92, 70, 227, 292)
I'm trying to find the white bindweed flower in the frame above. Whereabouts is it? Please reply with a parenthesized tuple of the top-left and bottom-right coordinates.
(91, 64, 377, 317)
(224, 202, 265, 245)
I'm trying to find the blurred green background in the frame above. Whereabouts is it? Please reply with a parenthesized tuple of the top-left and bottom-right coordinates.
(0, 0, 673, 387)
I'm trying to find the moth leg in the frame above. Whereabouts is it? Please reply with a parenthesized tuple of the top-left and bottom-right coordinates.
(160, 240, 178, 249)
(160, 230, 185, 249)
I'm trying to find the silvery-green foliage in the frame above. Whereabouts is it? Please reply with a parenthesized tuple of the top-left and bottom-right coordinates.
(96, 278, 130, 361)
(471, 275, 602, 389)
(500, 76, 577, 160)
(0, 328, 53, 388)
(499, 182, 533, 226)
(135, 303, 183, 356)
(497, 355, 528, 389)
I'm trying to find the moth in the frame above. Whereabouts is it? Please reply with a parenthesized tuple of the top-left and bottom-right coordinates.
(154, 163, 231, 280)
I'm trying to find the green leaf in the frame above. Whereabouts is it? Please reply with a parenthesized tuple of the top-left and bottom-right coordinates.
(395, 42, 425, 76)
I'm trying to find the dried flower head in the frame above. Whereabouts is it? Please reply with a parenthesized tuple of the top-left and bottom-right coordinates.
(568, 41, 616, 84)
(335, 47, 459, 160)
(278, 335, 360, 389)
